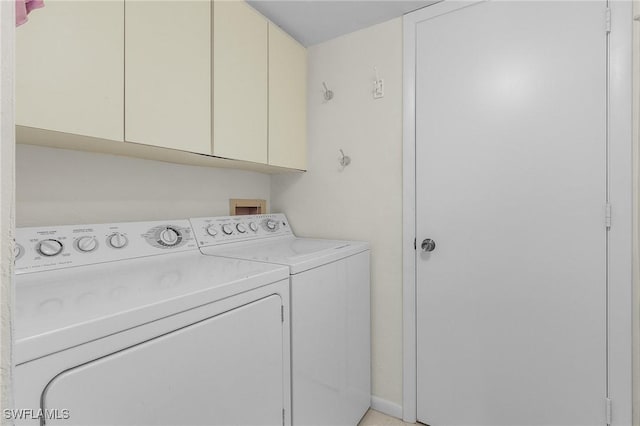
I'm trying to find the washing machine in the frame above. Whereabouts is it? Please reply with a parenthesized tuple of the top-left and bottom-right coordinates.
(14, 219, 291, 426)
(189, 214, 371, 426)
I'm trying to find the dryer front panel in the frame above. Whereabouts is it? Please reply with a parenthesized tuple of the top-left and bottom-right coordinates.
(40, 295, 284, 426)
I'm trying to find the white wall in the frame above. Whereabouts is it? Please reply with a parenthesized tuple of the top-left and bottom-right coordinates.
(16, 145, 271, 227)
(0, 0, 15, 419)
(271, 18, 403, 409)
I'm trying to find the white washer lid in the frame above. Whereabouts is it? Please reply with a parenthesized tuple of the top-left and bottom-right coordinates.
(15, 252, 289, 364)
(200, 237, 370, 274)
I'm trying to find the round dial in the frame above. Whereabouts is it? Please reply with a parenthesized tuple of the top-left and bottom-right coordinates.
(159, 227, 180, 246)
(236, 223, 247, 233)
(266, 219, 277, 231)
(206, 225, 218, 237)
(249, 222, 258, 232)
(108, 233, 128, 249)
(15, 244, 24, 260)
(76, 236, 98, 253)
(222, 224, 233, 235)
(37, 239, 63, 257)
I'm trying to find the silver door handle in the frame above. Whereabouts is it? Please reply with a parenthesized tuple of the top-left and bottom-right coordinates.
(421, 239, 436, 252)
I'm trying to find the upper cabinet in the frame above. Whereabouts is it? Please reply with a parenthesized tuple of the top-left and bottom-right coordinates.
(125, 0, 212, 155)
(268, 24, 307, 170)
(213, 1, 268, 164)
(213, 2, 307, 170)
(16, 0, 124, 142)
(15, 0, 307, 172)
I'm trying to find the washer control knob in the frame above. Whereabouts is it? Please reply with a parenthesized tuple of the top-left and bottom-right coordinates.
(160, 227, 180, 246)
(108, 233, 128, 249)
(76, 236, 98, 253)
(249, 222, 258, 232)
(236, 223, 247, 233)
(37, 239, 63, 257)
(222, 224, 233, 235)
(266, 219, 277, 231)
(206, 225, 218, 237)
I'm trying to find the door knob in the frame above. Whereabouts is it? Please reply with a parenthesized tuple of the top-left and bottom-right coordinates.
(421, 238, 436, 252)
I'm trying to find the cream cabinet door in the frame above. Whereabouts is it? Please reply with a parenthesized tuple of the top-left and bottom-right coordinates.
(268, 24, 307, 170)
(125, 0, 211, 155)
(16, 0, 124, 141)
(213, 1, 268, 164)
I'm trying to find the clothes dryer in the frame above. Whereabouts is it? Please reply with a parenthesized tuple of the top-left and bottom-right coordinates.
(14, 219, 291, 426)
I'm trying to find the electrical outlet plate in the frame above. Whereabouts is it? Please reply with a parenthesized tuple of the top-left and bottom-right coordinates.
(374, 79, 384, 99)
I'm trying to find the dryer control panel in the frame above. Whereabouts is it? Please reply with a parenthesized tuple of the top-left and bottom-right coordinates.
(15, 220, 197, 274)
(190, 214, 293, 247)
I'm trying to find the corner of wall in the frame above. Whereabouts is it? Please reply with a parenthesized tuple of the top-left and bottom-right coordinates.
(0, 0, 16, 420)
(271, 16, 404, 406)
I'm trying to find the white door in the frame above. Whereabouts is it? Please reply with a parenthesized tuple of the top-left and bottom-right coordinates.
(415, 2, 608, 425)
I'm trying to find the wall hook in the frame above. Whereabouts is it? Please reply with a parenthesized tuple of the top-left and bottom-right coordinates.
(373, 66, 384, 99)
(322, 82, 334, 101)
(339, 149, 351, 169)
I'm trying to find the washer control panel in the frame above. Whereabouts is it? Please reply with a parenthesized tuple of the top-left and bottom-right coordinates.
(16, 220, 196, 274)
(190, 214, 292, 247)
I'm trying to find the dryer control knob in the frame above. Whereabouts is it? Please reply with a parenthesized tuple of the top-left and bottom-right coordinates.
(76, 236, 98, 253)
(160, 227, 180, 246)
(266, 219, 277, 231)
(206, 225, 218, 237)
(37, 239, 63, 257)
(108, 233, 128, 249)
(15, 243, 24, 260)
(236, 223, 247, 233)
(249, 222, 258, 232)
(222, 224, 233, 235)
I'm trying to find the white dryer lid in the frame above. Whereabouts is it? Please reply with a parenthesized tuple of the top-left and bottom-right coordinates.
(200, 237, 370, 274)
(14, 253, 289, 364)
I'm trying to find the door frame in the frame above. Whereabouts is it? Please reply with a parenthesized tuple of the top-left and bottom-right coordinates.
(401, 1, 634, 424)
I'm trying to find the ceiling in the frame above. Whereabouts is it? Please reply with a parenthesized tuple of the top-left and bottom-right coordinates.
(247, 1, 437, 47)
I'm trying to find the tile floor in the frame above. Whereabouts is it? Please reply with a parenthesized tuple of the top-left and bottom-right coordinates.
(358, 409, 416, 426)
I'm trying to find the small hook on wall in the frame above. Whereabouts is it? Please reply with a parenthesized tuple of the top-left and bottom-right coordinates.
(322, 82, 334, 102)
(339, 149, 351, 169)
(373, 66, 384, 99)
